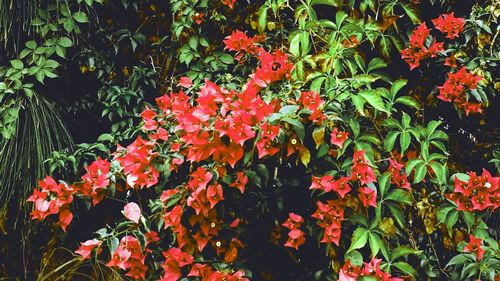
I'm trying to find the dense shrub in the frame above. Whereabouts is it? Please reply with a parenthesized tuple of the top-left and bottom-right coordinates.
(1, 0, 499, 280)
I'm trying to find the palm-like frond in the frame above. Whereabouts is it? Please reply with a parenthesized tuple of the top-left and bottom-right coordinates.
(0, 92, 74, 279)
(0, 0, 39, 53)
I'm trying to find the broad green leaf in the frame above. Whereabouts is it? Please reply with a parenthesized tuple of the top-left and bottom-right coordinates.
(347, 227, 369, 253)
(413, 162, 427, 183)
(358, 90, 388, 113)
(386, 189, 412, 205)
(73, 11, 89, 23)
(400, 131, 411, 154)
(391, 246, 421, 260)
(384, 131, 400, 152)
(393, 261, 416, 275)
(368, 233, 382, 257)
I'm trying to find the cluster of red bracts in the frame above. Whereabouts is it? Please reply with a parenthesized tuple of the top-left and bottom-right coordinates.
(306, 150, 378, 247)
(282, 213, 306, 250)
(447, 169, 499, 211)
(400, 14, 485, 116)
(401, 13, 465, 70)
(340, 258, 404, 281)
(27, 157, 112, 231)
(401, 23, 443, 70)
(437, 66, 483, 115)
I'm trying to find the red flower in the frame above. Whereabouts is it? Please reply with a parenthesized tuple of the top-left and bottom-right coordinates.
(432, 13, 465, 39)
(123, 202, 141, 224)
(358, 187, 377, 208)
(178, 76, 193, 88)
(282, 212, 304, 230)
(222, 0, 236, 9)
(75, 239, 102, 259)
(207, 183, 224, 208)
(401, 23, 444, 69)
(224, 30, 263, 59)
(330, 127, 349, 148)
(437, 66, 483, 115)
(329, 176, 351, 198)
(230, 172, 248, 193)
(339, 260, 361, 281)
(256, 137, 279, 159)
(284, 229, 305, 250)
(106, 236, 148, 279)
(160, 247, 194, 281)
(445, 54, 458, 68)
(464, 234, 485, 260)
(312, 200, 344, 245)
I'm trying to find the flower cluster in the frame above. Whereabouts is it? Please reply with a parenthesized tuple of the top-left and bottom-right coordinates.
(463, 234, 485, 261)
(78, 157, 111, 205)
(447, 169, 499, 211)
(387, 158, 411, 190)
(223, 30, 264, 61)
(27, 176, 74, 231)
(312, 199, 345, 245)
(282, 213, 305, 250)
(432, 13, 465, 39)
(115, 136, 160, 188)
(401, 23, 444, 69)
(330, 127, 349, 148)
(339, 259, 403, 281)
(75, 239, 102, 259)
(297, 91, 325, 124)
(106, 236, 150, 280)
(27, 157, 113, 231)
(437, 66, 483, 115)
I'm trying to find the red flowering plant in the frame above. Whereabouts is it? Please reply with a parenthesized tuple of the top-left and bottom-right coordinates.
(400, 9, 497, 117)
(25, 1, 500, 280)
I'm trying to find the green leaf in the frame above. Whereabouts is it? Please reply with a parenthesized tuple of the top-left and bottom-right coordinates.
(351, 95, 366, 116)
(108, 237, 119, 255)
(385, 189, 412, 205)
(58, 37, 73, 48)
(445, 209, 459, 233)
(344, 250, 364, 266)
(368, 233, 382, 257)
(279, 105, 299, 116)
(384, 131, 400, 152)
(219, 54, 234, 65)
(73, 11, 89, 23)
(366, 58, 387, 73)
(413, 162, 427, 183)
(258, 7, 269, 33)
(347, 227, 369, 253)
(358, 90, 388, 112)
(387, 202, 405, 227)
(10, 60, 23, 69)
(391, 246, 421, 260)
(390, 79, 407, 97)
(401, 3, 420, 24)
(461, 211, 475, 233)
(437, 204, 455, 224)
(393, 261, 416, 275)
(446, 254, 469, 267)
(378, 172, 391, 198)
(400, 131, 411, 154)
